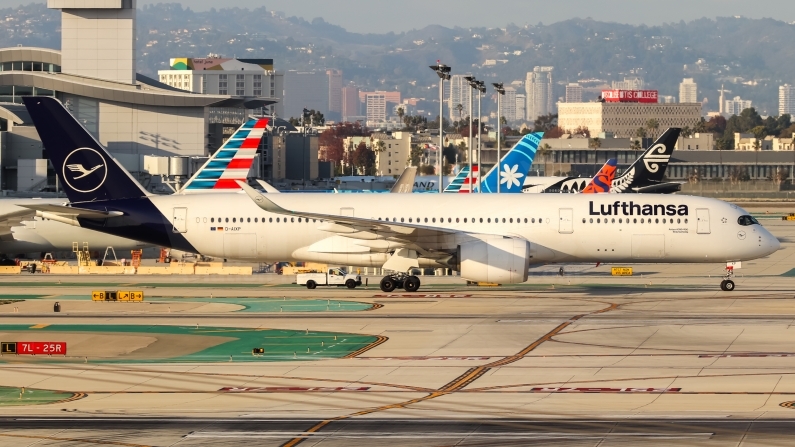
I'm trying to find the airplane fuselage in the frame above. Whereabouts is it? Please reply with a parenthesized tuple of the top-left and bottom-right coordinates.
(75, 192, 779, 267)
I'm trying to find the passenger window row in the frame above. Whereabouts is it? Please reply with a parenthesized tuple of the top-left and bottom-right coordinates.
(582, 217, 688, 225)
(376, 217, 545, 224)
(198, 217, 318, 224)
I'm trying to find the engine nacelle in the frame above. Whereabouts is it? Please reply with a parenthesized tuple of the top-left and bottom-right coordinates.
(458, 238, 530, 283)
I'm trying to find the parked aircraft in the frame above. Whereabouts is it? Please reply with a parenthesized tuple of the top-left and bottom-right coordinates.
(21, 96, 780, 292)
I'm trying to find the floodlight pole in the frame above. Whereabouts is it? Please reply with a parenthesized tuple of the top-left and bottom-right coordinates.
(430, 63, 451, 193)
(493, 82, 505, 193)
(476, 81, 485, 193)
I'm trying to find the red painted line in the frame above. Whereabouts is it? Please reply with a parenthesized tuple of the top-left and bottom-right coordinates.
(526, 387, 681, 393)
(372, 294, 472, 298)
(219, 387, 370, 393)
(356, 356, 492, 361)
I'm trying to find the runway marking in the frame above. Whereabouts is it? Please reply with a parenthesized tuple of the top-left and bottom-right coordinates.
(699, 353, 795, 358)
(0, 432, 148, 446)
(29, 324, 49, 329)
(195, 431, 714, 440)
(781, 401, 795, 409)
(343, 335, 388, 358)
(524, 387, 682, 393)
(372, 294, 472, 298)
(281, 301, 621, 447)
(357, 356, 492, 361)
(219, 387, 370, 392)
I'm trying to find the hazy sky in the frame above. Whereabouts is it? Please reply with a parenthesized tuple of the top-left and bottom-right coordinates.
(4, 0, 794, 33)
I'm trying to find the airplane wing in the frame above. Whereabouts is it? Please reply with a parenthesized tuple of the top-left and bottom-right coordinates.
(0, 208, 35, 237)
(390, 167, 418, 193)
(18, 204, 124, 219)
(235, 180, 465, 263)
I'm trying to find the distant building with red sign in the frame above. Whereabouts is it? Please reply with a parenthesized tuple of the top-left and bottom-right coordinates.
(602, 90, 659, 103)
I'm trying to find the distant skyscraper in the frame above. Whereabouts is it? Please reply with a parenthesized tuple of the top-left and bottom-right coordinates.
(515, 93, 527, 122)
(725, 96, 752, 115)
(341, 85, 360, 121)
(448, 74, 473, 121)
(679, 78, 698, 103)
(779, 84, 795, 116)
(365, 93, 387, 124)
(502, 86, 518, 122)
(283, 70, 330, 119)
(565, 83, 583, 103)
(719, 84, 727, 114)
(526, 66, 554, 121)
(327, 69, 343, 118)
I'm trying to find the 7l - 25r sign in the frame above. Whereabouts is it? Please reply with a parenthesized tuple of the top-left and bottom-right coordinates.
(1, 342, 67, 355)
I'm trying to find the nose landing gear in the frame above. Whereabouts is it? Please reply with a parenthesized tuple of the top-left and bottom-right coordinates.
(720, 266, 735, 291)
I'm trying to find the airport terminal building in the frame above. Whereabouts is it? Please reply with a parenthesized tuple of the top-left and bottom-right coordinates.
(0, 0, 277, 191)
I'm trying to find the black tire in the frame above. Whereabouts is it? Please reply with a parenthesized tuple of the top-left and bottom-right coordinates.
(380, 277, 396, 292)
(404, 276, 420, 292)
(346, 279, 357, 289)
(724, 280, 735, 291)
(306, 280, 317, 290)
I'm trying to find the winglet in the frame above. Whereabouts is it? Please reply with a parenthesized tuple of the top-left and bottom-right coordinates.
(255, 179, 280, 194)
(234, 180, 290, 214)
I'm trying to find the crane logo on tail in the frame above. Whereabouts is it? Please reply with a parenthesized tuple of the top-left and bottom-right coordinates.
(62, 147, 107, 193)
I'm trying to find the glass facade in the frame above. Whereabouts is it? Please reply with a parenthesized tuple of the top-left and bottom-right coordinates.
(0, 85, 56, 103)
(0, 61, 61, 73)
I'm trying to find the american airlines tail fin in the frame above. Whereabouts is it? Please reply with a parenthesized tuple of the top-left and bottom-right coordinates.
(181, 117, 269, 193)
(612, 128, 680, 193)
(444, 165, 472, 193)
(582, 158, 617, 194)
(390, 167, 418, 193)
(479, 132, 542, 193)
(22, 97, 149, 203)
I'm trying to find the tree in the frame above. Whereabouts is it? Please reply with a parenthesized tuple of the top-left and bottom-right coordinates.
(645, 118, 659, 140)
(588, 137, 602, 149)
(408, 145, 423, 167)
(635, 127, 647, 139)
(352, 141, 375, 175)
(443, 143, 458, 165)
(536, 143, 552, 176)
(396, 107, 405, 129)
(419, 165, 436, 175)
(533, 113, 558, 132)
(319, 122, 368, 170)
(545, 126, 565, 139)
(572, 126, 590, 138)
(681, 126, 694, 138)
(630, 139, 643, 150)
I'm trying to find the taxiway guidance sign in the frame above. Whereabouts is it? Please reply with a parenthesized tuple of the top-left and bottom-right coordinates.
(3, 342, 67, 355)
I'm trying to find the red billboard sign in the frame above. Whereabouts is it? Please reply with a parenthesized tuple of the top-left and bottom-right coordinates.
(602, 90, 658, 103)
(16, 342, 67, 355)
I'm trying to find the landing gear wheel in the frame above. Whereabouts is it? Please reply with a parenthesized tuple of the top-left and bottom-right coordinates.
(380, 277, 396, 292)
(720, 279, 735, 291)
(306, 280, 316, 290)
(345, 279, 357, 289)
(403, 276, 421, 292)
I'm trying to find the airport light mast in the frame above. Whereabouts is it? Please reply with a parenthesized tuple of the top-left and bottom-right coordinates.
(475, 80, 486, 193)
(492, 82, 505, 193)
(430, 62, 451, 193)
(464, 76, 479, 192)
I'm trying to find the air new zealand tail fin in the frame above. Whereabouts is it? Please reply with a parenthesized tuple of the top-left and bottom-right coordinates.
(612, 128, 680, 193)
(23, 97, 149, 203)
(479, 132, 542, 193)
(582, 158, 617, 194)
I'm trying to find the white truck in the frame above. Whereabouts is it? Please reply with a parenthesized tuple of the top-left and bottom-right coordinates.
(297, 267, 362, 289)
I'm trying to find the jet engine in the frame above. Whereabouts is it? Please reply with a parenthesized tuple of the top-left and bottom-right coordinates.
(458, 237, 530, 283)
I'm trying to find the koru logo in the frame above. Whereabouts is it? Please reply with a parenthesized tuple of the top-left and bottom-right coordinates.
(642, 143, 671, 173)
(62, 147, 107, 193)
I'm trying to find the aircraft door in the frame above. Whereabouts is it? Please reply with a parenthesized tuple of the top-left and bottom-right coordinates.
(558, 208, 573, 234)
(172, 207, 188, 233)
(696, 208, 710, 234)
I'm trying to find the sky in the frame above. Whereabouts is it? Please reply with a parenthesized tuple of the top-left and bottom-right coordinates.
(2, 0, 794, 33)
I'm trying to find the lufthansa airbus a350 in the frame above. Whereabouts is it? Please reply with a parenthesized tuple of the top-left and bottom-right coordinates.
(22, 97, 780, 292)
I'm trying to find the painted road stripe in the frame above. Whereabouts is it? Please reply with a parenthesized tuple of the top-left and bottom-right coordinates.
(29, 324, 49, 329)
(187, 432, 713, 439)
(372, 294, 472, 298)
(357, 356, 492, 361)
(525, 387, 682, 393)
(219, 387, 370, 392)
(700, 353, 795, 358)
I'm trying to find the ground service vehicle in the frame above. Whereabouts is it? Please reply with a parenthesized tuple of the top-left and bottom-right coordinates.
(298, 267, 362, 289)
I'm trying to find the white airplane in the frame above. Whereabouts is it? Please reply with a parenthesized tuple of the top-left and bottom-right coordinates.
(20, 97, 781, 292)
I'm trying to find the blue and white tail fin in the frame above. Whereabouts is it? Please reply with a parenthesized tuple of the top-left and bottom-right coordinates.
(22, 97, 149, 203)
(479, 132, 542, 193)
(181, 117, 269, 193)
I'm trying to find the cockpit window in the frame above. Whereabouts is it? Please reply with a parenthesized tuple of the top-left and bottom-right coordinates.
(737, 215, 759, 226)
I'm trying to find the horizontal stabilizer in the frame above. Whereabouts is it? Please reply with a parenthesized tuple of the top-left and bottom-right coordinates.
(631, 182, 683, 194)
(19, 204, 123, 219)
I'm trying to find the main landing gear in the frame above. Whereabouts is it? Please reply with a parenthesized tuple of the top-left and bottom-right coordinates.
(379, 273, 421, 292)
(720, 266, 735, 292)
